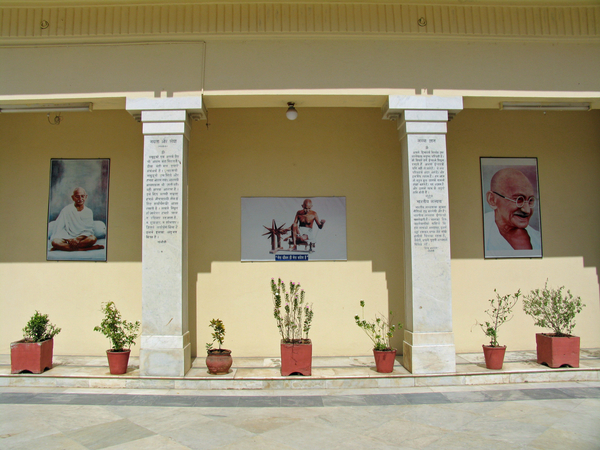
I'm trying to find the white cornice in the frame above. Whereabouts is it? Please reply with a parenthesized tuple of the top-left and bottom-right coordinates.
(0, 2, 598, 44)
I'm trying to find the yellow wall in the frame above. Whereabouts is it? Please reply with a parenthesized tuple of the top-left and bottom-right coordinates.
(1, 107, 599, 358)
(447, 109, 600, 351)
(188, 107, 405, 355)
(453, 257, 600, 353)
(197, 261, 391, 357)
(0, 111, 144, 355)
(1, 39, 599, 101)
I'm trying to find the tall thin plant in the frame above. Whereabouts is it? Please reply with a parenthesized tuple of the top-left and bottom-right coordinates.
(271, 278, 313, 343)
(354, 300, 402, 351)
(478, 289, 521, 347)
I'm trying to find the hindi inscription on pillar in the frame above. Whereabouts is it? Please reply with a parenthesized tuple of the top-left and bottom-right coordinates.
(409, 137, 450, 253)
(144, 137, 182, 247)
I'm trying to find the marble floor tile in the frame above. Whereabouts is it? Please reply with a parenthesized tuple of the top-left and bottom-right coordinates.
(457, 414, 550, 446)
(549, 408, 600, 441)
(0, 412, 62, 447)
(391, 403, 482, 430)
(125, 406, 214, 434)
(237, 396, 282, 407)
(484, 400, 571, 426)
(215, 434, 299, 450)
(64, 418, 156, 450)
(219, 414, 302, 434)
(403, 392, 451, 404)
(364, 417, 449, 448)
(521, 387, 575, 400)
(101, 434, 192, 450)
(280, 395, 324, 407)
(363, 393, 410, 406)
(162, 418, 254, 450)
(31, 404, 127, 432)
(258, 417, 364, 450)
(310, 405, 395, 434)
(322, 394, 368, 407)
(528, 426, 600, 450)
(1, 432, 89, 450)
(421, 430, 530, 450)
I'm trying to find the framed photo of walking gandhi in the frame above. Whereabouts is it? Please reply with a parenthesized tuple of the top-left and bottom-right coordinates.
(47, 158, 110, 261)
(480, 157, 542, 259)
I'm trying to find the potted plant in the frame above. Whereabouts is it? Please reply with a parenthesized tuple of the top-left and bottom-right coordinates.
(11, 311, 61, 374)
(205, 318, 233, 375)
(271, 278, 314, 376)
(523, 281, 585, 368)
(354, 300, 402, 373)
(93, 301, 140, 375)
(477, 289, 520, 370)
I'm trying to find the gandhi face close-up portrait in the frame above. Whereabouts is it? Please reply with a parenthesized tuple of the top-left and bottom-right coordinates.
(487, 168, 536, 231)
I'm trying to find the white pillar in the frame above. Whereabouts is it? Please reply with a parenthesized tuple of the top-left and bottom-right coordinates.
(127, 97, 206, 377)
(383, 95, 462, 374)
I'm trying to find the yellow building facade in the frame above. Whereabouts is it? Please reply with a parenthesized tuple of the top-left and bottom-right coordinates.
(1, 0, 599, 376)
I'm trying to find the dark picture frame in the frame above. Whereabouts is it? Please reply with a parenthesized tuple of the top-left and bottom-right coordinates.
(47, 158, 110, 261)
(480, 157, 542, 259)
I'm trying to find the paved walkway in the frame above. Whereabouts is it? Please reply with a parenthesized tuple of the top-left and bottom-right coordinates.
(2, 381, 600, 449)
(2, 350, 600, 449)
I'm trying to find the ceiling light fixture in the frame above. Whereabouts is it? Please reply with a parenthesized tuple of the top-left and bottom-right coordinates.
(286, 102, 298, 120)
(0, 102, 93, 113)
(500, 102, 591, 111)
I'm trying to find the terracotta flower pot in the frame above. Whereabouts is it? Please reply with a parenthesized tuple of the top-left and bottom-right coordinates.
(280, 339, 312, 376)
(106, 349, 131, 375)
(206, 349, 233, 375)
(10, 338, 54, 374)
(482, 345, 506, 370)
(373, 349, 396, 373)
(536, 333, 580, 368)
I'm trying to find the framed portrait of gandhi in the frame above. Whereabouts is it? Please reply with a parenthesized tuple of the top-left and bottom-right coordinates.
(47, 159, 110, 261)
(241, 197, 347, 261)
(480, 157, 542, 259)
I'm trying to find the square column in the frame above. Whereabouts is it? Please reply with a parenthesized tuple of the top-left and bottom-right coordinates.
(383, 96, 462, 374)
(127, 97, 206, 377)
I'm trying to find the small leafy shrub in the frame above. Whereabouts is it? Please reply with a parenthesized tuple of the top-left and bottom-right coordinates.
(478, 290, 521, 347)
(22, 311, 61, 342)
(206, 318, 227, 353)
(93, 302, 140, 352)
(354, 300, 402, 351)
(271, 278, 314, 344)
(522, 281, 585, 336)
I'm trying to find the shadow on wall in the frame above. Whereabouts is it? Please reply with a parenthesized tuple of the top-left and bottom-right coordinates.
(195, 261, 389, 358)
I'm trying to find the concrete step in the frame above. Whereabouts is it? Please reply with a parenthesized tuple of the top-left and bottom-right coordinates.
(1, 350, 599, 392)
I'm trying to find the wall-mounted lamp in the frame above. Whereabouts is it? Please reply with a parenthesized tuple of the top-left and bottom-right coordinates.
(286, 102, 298, 120)
(0, 102, 93, 113)
(500, 102, 591, 111)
